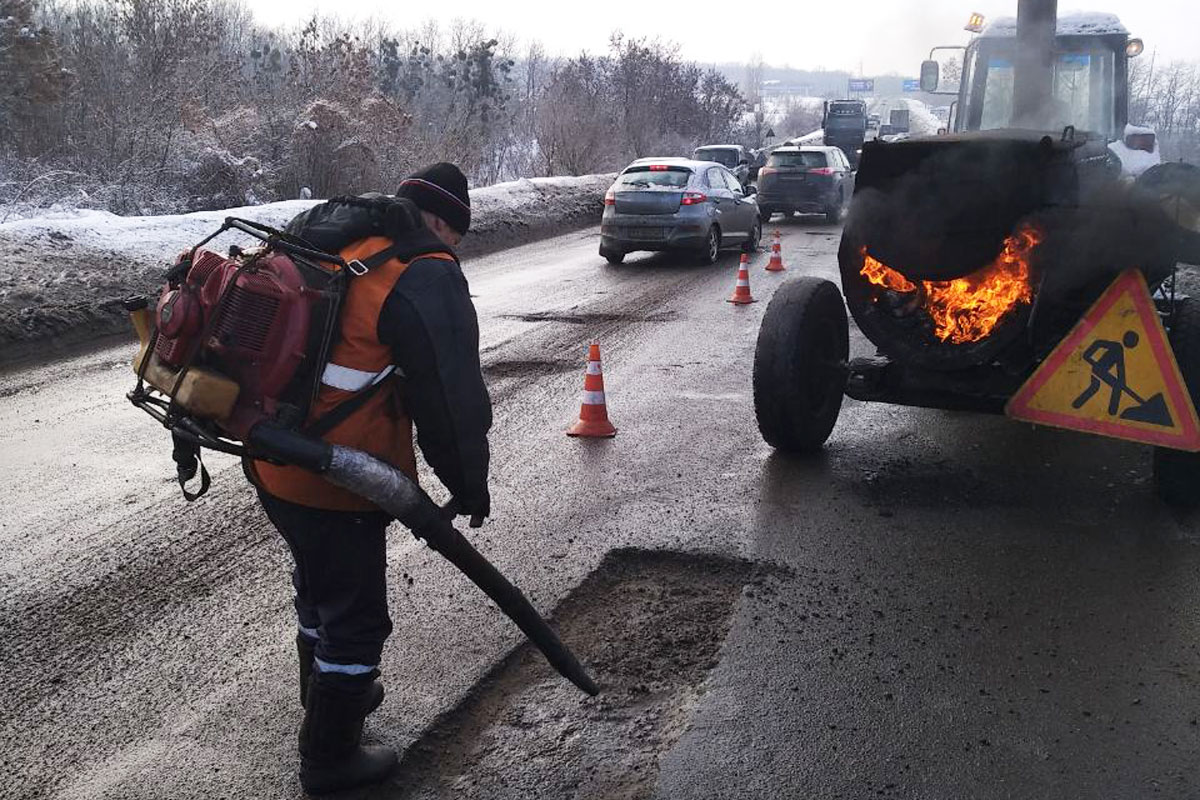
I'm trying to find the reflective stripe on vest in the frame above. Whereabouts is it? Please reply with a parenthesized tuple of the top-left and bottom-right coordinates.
(320, 363, 399, 392)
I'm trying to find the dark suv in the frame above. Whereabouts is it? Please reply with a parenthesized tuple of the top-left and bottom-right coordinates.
(755, 146, 855, 224)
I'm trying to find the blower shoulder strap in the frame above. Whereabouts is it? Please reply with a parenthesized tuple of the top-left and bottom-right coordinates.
(299, 225, 450, 440)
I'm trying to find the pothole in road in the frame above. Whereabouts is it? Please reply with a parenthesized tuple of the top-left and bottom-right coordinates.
(501, 310, 678, 325)
(379, 548, 758, 800)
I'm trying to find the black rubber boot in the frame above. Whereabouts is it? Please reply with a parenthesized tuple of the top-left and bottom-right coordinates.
(297, 635, 384, 714)
(299, 671, 397, 795)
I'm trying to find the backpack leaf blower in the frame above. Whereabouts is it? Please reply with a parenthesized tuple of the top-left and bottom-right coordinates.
(126, 212, 599, 697)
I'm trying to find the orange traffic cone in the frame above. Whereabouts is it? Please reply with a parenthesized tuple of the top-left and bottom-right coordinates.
(765, 231, 786, 272)
(728, 254, 757, 304)
(567, 343, 617, 438)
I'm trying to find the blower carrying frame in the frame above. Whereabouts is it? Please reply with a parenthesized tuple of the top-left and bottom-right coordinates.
(126, 217, 600, 697)
(127, 216, 352, 465)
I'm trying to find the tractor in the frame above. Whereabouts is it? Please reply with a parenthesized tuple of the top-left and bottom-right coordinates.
(752, 0, 1200, 505)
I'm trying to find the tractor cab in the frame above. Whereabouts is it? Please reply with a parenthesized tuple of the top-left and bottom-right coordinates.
(922, 12, 1142, 143)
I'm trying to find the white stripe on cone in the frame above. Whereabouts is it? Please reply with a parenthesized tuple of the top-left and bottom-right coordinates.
(581, 390, 607, 405)
(586, 361, 603, 375)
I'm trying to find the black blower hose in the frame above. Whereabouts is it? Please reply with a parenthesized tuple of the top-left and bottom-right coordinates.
(248, 424, 600, 697)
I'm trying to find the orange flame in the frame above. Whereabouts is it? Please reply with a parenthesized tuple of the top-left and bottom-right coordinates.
(860, 224, 1042, 344)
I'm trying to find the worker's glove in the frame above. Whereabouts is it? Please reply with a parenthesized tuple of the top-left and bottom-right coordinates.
(440, 495, 488, 528)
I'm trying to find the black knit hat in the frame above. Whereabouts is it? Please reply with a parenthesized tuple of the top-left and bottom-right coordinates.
(396, 162, 471, 235)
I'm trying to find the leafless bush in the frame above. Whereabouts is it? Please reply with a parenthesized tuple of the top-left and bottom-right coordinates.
(776, 100, 825, 141)
(1129, 58, 1200, 162)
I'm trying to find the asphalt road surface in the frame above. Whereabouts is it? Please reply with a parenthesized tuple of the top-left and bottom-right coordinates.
(2, 218, 1198, 799)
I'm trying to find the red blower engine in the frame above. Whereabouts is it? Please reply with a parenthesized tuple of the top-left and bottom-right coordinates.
(127, 217, 346, 455)
(154, 247, 319, 439)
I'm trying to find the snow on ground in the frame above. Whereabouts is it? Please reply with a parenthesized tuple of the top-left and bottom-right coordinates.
(0, 175, 613, 262)
(868, 97, 943, 138)
(0, 200, 317, 264)
(0, 174, 615, 364)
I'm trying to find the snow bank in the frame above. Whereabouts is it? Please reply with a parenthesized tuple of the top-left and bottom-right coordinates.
(0, 174, 615, 364)
(792, 129, 824, 145)
(900, 100, 944, 137)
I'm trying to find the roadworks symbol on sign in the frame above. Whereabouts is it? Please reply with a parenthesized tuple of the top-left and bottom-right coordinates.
(1006, 269, 1200, 451)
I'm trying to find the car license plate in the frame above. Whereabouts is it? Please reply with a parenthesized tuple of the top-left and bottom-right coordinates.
(622, 227, 666, 241)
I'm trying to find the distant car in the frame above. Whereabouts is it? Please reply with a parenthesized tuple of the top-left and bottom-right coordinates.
(867, 114, 882, 130)
(692, 144, 751, 186)
(600, 157, 762, 265)
(755, 145, 855, 224)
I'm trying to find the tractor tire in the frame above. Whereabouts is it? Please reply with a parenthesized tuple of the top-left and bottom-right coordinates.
(1154, 297, 1200, 507)
(753, 277, 849, 452)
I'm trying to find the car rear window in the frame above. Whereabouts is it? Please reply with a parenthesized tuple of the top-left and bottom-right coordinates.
(767, 151, 828, 168)
(617, 166, 692, 188)
(694, 148, 738, 167)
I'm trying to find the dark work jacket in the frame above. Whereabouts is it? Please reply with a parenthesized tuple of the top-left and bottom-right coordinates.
(381, 248, 492, 516)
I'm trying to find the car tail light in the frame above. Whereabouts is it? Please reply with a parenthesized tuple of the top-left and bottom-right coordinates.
(649, 165, 669, 171)
(680, 191, 707, 205)
(604, 189, 616, 205)
(808, 167, 835, 176)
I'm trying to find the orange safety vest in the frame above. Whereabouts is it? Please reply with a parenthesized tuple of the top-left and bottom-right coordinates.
(251, 236, 456, 511)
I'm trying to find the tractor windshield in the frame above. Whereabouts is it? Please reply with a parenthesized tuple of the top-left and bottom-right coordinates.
(966, 39, 1117, 138)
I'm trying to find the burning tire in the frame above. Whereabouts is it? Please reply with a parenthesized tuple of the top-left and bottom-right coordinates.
(753, 277, 849, 452)
(1153, 297, 1200, 507)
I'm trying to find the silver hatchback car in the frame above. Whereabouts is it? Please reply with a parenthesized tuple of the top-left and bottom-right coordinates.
(599, 158, 762, 265)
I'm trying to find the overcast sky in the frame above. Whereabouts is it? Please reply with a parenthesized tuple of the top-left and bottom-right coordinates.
(244, 1, 1197, 75)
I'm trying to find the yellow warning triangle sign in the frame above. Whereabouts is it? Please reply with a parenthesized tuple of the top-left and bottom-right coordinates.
(1006, 269, 1200, 451)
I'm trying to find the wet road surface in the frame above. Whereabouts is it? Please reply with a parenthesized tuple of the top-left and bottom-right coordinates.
(1, 218, 1198, 799)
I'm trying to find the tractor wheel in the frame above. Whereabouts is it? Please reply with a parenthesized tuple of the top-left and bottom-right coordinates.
(753, 277, 849, 452)
(1154, 296, 1200, 507)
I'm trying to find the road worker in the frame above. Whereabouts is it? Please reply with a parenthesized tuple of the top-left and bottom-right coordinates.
(249, 162, 492, 794)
